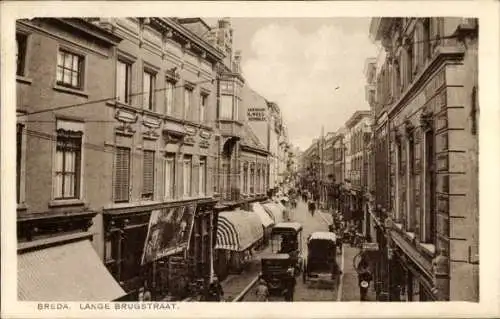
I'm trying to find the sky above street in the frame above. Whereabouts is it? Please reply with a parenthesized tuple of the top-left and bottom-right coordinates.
(206, 18, 379, 151)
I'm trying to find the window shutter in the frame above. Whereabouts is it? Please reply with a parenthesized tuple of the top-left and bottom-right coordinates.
(114, 147, 130, 202)
(143, 150, 155, 197)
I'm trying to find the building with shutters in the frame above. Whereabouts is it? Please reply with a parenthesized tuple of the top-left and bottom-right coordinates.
(368, 17, 478, 301)
(80, 17, 225, 300)
(15, 18, 127, 301)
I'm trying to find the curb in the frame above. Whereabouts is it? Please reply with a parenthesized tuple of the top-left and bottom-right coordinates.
(232, 275, 260, 302)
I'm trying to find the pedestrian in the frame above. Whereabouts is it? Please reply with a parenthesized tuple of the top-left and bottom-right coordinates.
(206, 276, 224, 301)
(255, 278, 270, 301)
(357, 261, 373, 301)
(283, 268, 296, 301)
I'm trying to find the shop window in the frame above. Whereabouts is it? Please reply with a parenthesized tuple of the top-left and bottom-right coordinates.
(183, 155, 192, 197)
(165, 80, 175, 115)
(143, 70, 156, 111)
(199, 157, 207, 196)
(142, 150, 155, 200)
(54, 122, 83, 200)
(116, 60, 132, 104)
(57, 50, 84, 90)
(114, 147, 130, 203)
(16, 33, 28, 76)
(164, 153, 175, 199)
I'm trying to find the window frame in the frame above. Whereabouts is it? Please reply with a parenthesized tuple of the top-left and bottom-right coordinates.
(142, 150, 155, 200)
(199, 93, 208, 123)
(143, 69, 156, 111)
(165, 79, 176, 116)
(114, 147, 131, 203)
(199, 157, 207, 196)
(116, 59, 132, 104)
(56, 49, 85, 90)
(54, 127, 83, 200)
(184, 85, 194, 120)
(164, 153, 176, 199)
(183, 155, 193, 197)
(16, 32, 28, 77)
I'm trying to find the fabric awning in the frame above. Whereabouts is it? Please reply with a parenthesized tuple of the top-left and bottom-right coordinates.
(262, 202, 284, 224)
(215, 210, 264, 251)
(250, 202, 274, 228)
(18, 239, 126, 301)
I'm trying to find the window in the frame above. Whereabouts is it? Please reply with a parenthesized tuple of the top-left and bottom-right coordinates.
(423, 18, 432, 61)
(199, 157, 207, 196)
(220, 95, 233, 120)
(54, 126, 83, 199)
(184, 86, 193, 120)
(114, 147, 130, 203)
(423, 129, 436, 243)
(57, 50, 84, 89)
(165, 80, 175, 115)
(116, 60, 131, 104)
(142, 150, 155, 200)
(234, 98, 239, 120)
(407, 138, 415, 231)
(243, 164, 248, 193)
(16, 33, 27, 76)
(183, 156, 192, 197)
(164, 154, 175, 199)
(200, 94, 207, 123)
(143, 70, 155, 111)
(250, 165, 255, 193)
(16, 124, 23, 203)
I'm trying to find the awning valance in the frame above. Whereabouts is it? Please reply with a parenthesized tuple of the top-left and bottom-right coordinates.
(215, 210, 263, 252)
(18, 239, 126, 301)
(262, 202, 284, 224)
(250, 202, 274, 228)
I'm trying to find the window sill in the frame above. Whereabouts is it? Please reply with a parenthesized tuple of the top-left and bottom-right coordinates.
(16, 75, 33, 85)
(53, 85, 89, 98)
(405, 231, 416, 241)
(49, 199, 86, 208)
(17, 203, 28, 211)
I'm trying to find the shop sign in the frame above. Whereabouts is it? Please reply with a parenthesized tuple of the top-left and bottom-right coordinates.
(247, 108, 267, 121)
(141, 204, 197, 265)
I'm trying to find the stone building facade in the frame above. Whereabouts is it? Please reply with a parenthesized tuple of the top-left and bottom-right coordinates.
(345, 110, 372, 190)
(369, 17, 478, 301)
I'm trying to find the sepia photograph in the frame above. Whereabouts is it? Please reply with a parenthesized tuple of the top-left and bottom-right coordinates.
(2, 1, 499, 318)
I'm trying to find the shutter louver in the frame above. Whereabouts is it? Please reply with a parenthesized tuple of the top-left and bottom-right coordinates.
(114, 147, 130, 202)
(143, 150, 155, 199)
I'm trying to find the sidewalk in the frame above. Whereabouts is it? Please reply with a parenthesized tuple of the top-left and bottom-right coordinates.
(220, 245, 272, 300)
(340, 245, 376, 301)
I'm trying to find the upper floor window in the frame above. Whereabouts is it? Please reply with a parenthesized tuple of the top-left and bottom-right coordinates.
(184, 86, 193, 120)
(200, 93, 208, 123)
(220, 95, 233, 120)
(114, 147, 130, 203)
(16, 33, 27, 76)
(116, 60, 132, 104)
(143, 70, 156, 111)
(16, 124, 23, 204)
(142, 150, 155, 200)
(199, 157, 207, 196)
(183, 155, 192, 197)
(54, 121, 83, 200)
(423, 18, 432, 61)
(164, 153, 175, 199)
(165, 80, 175, 116)
(57, 50, 84, 89)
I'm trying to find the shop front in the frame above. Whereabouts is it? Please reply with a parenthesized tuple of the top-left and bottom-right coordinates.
(17, 211, 126, 301)
(103, 198, 217, 301)
(214, 209, 264, 279)
(249, 202, 275, 247)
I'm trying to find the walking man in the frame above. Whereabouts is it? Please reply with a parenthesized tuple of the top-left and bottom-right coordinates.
(283, 268, 296, 301)
(357, 261, 373, 301)
(255, 278, 270, 301)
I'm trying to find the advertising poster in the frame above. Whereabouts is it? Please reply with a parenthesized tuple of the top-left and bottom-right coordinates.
(141, 204, 197, 265)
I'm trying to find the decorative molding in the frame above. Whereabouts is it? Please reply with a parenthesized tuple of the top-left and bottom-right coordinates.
(420, 109, 434, 131)
(199, 130, 211, 139)
(115, 108, 138, 123)
(184, 125, 197, 136)
(115, 124, 135, 137)
(142, 115, 162, 129)
(199, 140, 209, 149)
(183, 136, 195, 146)
(404, 119, 415, 140)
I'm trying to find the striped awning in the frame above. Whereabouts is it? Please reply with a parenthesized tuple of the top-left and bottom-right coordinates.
(215, 210, 264, 251)
(250, 202, 275, 228)
(18, 239, 126, 301)
(262, 202, 284, 224)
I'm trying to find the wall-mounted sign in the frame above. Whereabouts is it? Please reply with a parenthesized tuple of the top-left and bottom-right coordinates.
(247, 108, 267, 121)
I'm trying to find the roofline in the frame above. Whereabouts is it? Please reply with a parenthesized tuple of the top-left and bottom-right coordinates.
(176, 17, 212, 31)
(49, 18, 123, 46)
(345, 110, 372, 129)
